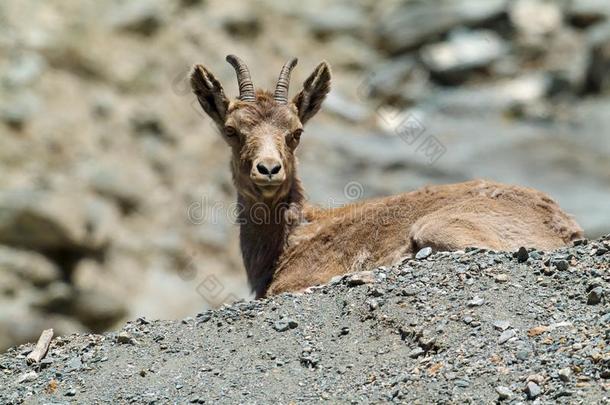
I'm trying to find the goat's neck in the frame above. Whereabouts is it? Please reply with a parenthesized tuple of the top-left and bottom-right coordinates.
(238, 180, 305, 298)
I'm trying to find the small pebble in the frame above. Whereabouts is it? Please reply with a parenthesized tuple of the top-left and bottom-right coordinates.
(516, 247, 529, 263)
(274, 319, 298, 332)
(467, 296, 484, 307)
(408, 347, 424, 358)
(117, 331, 137, 345)
(587, 287, 603, 305)
(498, 329, 516, 344)
(16, 371, 38, 384)
(347, 271, 376, 286)
(496, 386, 512, 400)
(558, 367, 572, 382)
(554, 260, 569, 271)
(415, 247, 432, 260)
(525, 381, 541, 399)
(400, 287, 418, 297)
(493, 320, 511, 331)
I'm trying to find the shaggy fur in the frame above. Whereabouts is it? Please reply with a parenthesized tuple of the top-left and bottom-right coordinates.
(191, 57, 584, 298)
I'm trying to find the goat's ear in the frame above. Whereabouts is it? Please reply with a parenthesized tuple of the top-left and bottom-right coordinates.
(190, 64, 229, 127)
(292, 61, 331, 124)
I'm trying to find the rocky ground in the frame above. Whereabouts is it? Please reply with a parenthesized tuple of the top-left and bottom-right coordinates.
(1, 235, 608, 404)
(2, 0, 610, 351)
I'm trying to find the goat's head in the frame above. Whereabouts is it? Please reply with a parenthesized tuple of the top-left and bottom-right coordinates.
(190, 55, 331, 203)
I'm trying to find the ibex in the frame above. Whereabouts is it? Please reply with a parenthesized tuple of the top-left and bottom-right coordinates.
(190, 55, 583, 298)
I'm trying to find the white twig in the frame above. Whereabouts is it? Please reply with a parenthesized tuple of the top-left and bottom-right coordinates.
(26, 329, 53, 365)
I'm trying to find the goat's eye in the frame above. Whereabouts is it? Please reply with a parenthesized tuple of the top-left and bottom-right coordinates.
(291, 129, 303, 140)
(224, 126, 238, 138)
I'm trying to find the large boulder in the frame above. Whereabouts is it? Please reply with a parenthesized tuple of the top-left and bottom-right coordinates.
(0, 245, 61, 287)
(568, 0, 610, 27)
(509, 0, 564, 37)
(420, 29, 508, 84)
(0, 189, 118, 252)
(586, 22, 610, 93)
(376, 0, 507, 54)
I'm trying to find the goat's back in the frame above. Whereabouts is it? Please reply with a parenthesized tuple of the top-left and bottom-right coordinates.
(266, 179, 582, 296)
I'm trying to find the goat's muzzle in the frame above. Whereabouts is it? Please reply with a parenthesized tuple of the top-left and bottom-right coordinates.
(250, 157, 285, 197)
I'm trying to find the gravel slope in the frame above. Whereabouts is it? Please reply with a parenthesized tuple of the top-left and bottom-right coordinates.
(1, 236, 609, 404)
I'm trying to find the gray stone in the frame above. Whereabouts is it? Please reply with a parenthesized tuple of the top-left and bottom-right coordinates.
(525, 381, 541, 399)
(376, 0, 506, 53)
(587, 287, 603, 305)
(493, 320, 511, 331)
(71, 289, 127, 330)
(222, 13, 262, 39)
(33, 281, 73, 312)
(408, 347, 424, 358)
(0, 92, 40, 130)
(77, 158, 154, 212)
(509, 0, 563, 36)
(543, 28, 591, 94)
(65, 356, 83, 373)
(0, 246, 61, 286)
(554, 259, 569, 271)
(569, 0, 610, 27)
(0, 189, 117, 251)
(109, 0, 165, 36)
(367, 298, 379, 311)
(346, 271, 376, 286)
(3, 53, 46, 88)
(496, 386, 512, 400)
(117, 331, 137, 345)
(362, 57, 418, 100)
(586, 23, 610, 94)
(516, 247, 529, 263)
(306, 6, 365, 38)
(274, 319, 298, 332)
(467, 296, 485, 307)
(558, 367, 572, 382)
(421, 29, 508, 82)
(415, 247, 433, 260)
(498, 329, 516, 344)
(16, 371, 37, 384)
(324, 91, 369, 123)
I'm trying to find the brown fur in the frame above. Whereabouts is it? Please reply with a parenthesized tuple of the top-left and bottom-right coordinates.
(190, 57, 583, 299)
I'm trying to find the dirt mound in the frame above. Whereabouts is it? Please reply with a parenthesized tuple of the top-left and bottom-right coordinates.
(1, 236, 608, 403)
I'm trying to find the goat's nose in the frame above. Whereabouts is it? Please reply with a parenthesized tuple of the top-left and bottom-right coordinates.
(256, 161, 282, 177)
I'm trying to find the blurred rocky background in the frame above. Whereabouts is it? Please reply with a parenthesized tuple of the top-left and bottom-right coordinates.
(0, 0, 609, 351)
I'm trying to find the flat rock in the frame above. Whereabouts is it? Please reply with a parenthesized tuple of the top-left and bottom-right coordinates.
(421, 29, 508, 82)
(509, 0, 563, 36)
(346, 271, 377, 286)
(495, 386, 513, 400)
(498, 329, 516, 344)
(0, 189, 117, 252)
(415, 247, 433, 260)
(0, 246, 61, 286)
(376, 0, 506, 53)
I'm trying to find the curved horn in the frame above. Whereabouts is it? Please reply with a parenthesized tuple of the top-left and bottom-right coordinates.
(226, 54, 256, 102)
(274, 58, 298, 104)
